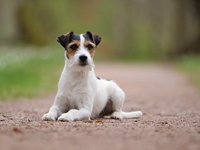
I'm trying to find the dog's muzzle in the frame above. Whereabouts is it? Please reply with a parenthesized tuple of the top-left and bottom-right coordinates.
(79, 55, 88, 66)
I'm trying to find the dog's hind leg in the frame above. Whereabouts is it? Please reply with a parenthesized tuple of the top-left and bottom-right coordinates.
(108, 81, 142, 119)
(107, 81, 125, 119)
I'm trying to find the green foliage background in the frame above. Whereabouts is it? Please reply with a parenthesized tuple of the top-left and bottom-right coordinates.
(0, 47, 63, 100)
(18, 1, 113, 44)
(16, 0, 157, 60)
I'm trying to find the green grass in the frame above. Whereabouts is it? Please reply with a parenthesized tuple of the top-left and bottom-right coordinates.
(0, 46, 64, 100)
(176, 55, 200, 89)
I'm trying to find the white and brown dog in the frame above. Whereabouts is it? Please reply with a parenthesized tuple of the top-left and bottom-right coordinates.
(42, 31, 142, 122)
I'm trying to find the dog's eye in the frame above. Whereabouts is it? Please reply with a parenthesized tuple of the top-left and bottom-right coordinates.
(70, 44, 78, 50)
(87, 44, 94, 50)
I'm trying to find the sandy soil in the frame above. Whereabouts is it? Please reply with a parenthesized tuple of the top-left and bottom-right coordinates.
(0, 63, 200, 150)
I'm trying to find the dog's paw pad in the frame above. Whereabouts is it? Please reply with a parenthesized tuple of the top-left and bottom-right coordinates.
(58, 114, 73, 122)
(42, 113, 57, 121)
(111, 112, 123, 119)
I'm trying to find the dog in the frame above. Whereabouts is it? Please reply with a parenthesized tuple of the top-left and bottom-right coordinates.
(42, 31, 142, 122)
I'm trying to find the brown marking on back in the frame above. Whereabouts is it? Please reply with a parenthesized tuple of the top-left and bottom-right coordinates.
(66, 41, 80, 58)
(84, 41, 96, 58)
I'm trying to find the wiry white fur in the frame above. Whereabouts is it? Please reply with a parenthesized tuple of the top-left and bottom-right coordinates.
(42, 34, 142, 122)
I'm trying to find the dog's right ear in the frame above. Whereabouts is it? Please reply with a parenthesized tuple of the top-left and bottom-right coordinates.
(57, 32, 74, 49)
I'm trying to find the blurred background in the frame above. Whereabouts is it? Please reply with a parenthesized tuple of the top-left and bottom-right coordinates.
(0, 0, 200, 100)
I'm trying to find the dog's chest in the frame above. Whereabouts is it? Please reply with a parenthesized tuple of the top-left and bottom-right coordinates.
(67, 80, 90, 97)
(59, 71, 96, 108)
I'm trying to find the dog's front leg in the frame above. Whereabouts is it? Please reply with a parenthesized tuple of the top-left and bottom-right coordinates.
(42, 105, 62, 121)
(42, 96, 68, 121)
(58, 108, 91, 122)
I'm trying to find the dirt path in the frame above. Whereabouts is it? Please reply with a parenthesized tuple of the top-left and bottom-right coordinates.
(0, 63, 200, 150)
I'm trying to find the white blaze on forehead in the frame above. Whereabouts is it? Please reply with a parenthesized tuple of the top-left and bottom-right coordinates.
(76, 34, 89, 56)
(79, 34, 85, 49)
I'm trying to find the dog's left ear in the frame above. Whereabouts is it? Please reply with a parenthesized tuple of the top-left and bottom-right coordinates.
(57, 32, 74, 49)
(86, 31, 102, 46)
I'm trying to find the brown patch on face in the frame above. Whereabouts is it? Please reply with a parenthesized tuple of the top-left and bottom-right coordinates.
(66, 41, 80, 58)
(84, 41, 96, 58)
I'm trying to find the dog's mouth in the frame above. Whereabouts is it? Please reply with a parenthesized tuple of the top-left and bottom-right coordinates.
(79, 62, 88, 67)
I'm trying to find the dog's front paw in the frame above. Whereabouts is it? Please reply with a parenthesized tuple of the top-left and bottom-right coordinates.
(58, 113, 74, 122)
(42, 113, 57, 121)
(111, 112, 123, 119)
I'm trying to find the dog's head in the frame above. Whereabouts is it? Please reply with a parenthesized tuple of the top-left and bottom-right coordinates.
(57, 31, 102, 67)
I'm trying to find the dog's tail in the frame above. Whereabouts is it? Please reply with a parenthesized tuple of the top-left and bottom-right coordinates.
(121, 111, 143, 119)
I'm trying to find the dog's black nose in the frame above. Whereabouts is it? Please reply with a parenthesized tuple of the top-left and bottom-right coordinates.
(79, 55, 87, 62)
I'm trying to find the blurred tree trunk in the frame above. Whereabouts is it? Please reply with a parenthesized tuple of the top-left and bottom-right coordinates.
(0, 0, 20, 43)
(161, 0, 186, 58)
(113, 0, 133, 56)
(180, 0, 200, 54)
